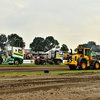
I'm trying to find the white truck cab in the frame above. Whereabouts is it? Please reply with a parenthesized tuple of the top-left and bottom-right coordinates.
(0, 46, 23, 65)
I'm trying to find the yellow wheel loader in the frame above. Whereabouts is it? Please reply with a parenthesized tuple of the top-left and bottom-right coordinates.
(64, 47, 100, 70)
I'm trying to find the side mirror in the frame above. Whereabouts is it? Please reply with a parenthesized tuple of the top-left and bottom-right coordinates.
(70, 49, 72, 55)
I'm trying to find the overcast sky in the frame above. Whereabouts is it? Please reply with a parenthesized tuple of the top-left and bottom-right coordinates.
(0, 0, 100, 50)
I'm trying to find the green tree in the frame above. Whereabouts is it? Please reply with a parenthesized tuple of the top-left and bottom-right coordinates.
(60, 44, 69, 51)
(44, 36, 59, 52)
(8, 34, 25, 47)
(54, 40, 60, 48)
(0, 34, 7, 50)
(75, 41, 100, 52)
(88, 41, 96, 46)
(30, 37, 44, 52)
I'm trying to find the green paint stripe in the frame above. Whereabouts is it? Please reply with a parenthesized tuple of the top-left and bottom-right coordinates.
(14, 52, 23, 56)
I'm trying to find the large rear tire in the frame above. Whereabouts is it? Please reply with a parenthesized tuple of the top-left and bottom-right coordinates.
(79, 60, 87, 70)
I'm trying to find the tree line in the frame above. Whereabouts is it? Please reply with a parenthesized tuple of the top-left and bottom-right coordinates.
(75, 41, 100, 52)
(0, 33, 100, 52)
(0, 33, 69, 52)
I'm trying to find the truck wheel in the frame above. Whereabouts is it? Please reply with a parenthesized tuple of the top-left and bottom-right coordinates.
(79, 61, 87, 70)
(93, 61, 100, 69)
(14, 59, 19, 65)
(69, 66, 76, 70)
(0, 58, 3, 64)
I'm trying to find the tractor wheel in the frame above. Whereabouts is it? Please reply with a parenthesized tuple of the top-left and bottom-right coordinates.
(41, 60, 46, 65)
(93, 61, 100, 69)
(0, 58, 3, 64)
(57, 60, 61, 65)
(69, 65, 77, 70)
(55, 60, 60, 65)
(14, 59, 20, 65)
(79, 61, 87, 70)
(35, 60, 40, 65)
(43, 61, 46, 65)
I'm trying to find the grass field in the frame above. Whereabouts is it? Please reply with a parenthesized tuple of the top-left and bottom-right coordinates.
(0, 63, 66, 67)
(0, 64, 100, 76)
(0, 69, 100, 76)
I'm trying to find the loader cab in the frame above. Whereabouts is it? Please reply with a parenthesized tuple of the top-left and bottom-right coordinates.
(77, 49, 83, 54)
(84, 49, 91, 56)
(77, 48, 91, 57)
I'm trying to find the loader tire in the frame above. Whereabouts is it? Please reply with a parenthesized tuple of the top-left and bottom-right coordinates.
(0, 58, 3, 65)
(69, 66, 76, 70)
(93, 61, 100, 69)
(79, 60, 87, 70)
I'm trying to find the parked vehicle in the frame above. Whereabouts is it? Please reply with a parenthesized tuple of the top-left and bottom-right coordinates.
(0, 46, 23, 65)
(35, 48, 64, 65)
(64, 47, 100, 70)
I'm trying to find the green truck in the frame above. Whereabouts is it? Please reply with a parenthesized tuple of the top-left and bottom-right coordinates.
(0, 46, 23, 65)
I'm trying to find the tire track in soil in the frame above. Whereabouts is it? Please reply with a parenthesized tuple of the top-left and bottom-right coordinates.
(0, 75, 100, 94)
(0, 66, 70, 73)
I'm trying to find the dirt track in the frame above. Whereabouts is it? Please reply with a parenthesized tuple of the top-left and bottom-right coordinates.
(0, 66, 100, 100)
(0, 66, 69, 73)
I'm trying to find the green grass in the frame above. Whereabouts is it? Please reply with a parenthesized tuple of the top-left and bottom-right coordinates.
(0, 63, 100, 76)
(0, 63, 67, 67)
(0, 70, 100, 76)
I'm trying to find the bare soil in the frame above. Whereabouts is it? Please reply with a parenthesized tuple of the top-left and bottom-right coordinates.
(0, 66, 69, 73)
(0, 66, 100, 100)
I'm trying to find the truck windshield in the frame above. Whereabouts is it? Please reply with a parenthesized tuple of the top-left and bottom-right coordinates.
(18, 49, 23, 54)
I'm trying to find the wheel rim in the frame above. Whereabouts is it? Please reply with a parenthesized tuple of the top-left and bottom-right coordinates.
(82, 63, 86, 69)
(15, 60, 19, 65)
(96, 63, 99, 68)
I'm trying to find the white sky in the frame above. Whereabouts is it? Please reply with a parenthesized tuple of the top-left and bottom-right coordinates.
(0, 0, 100, 51)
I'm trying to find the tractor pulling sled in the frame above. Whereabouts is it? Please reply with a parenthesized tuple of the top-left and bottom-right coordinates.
(64, 47, 100, 70)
